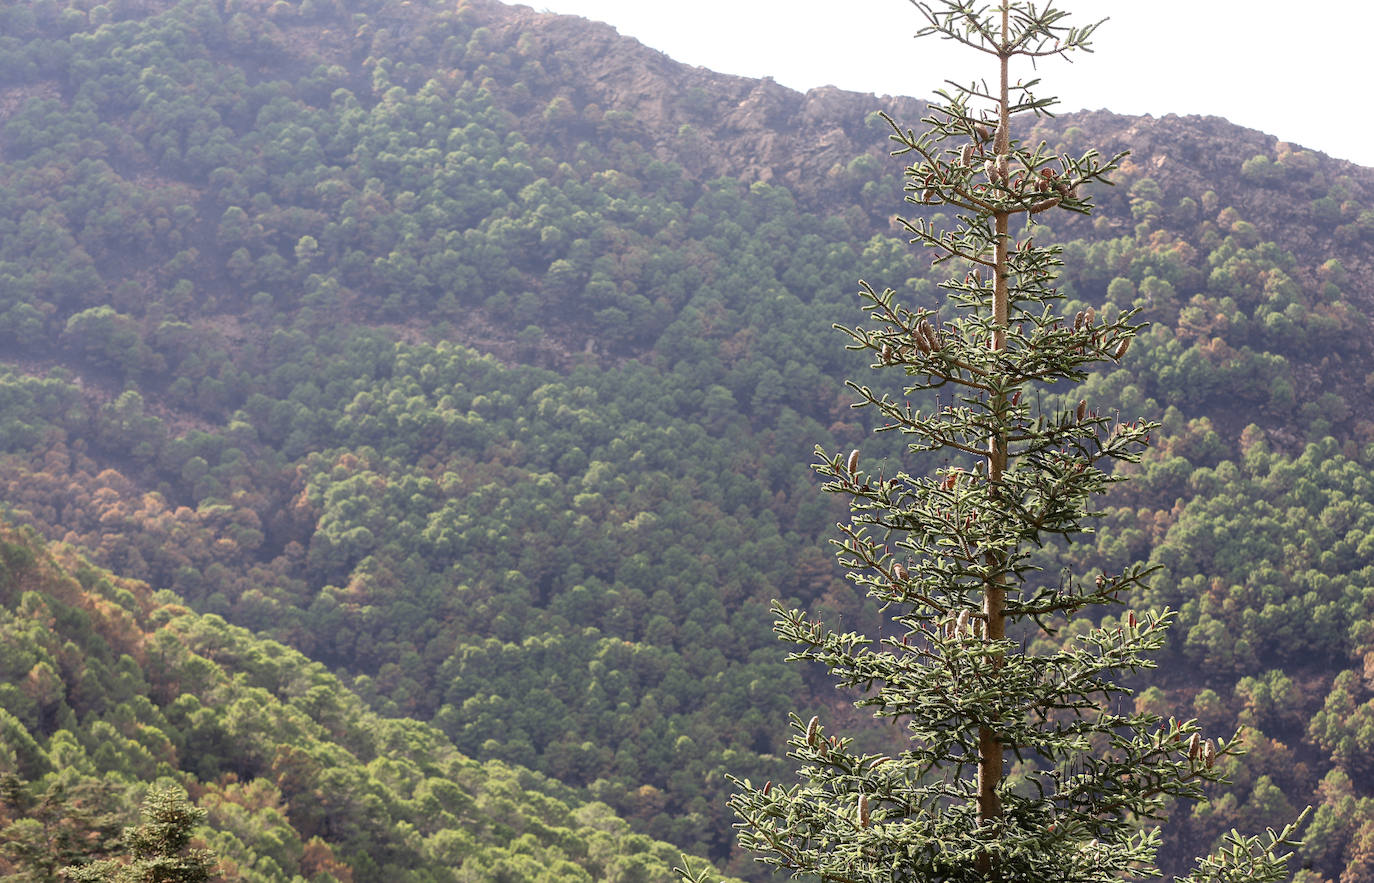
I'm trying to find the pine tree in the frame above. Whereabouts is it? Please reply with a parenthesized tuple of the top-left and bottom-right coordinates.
(681, 2, 1305, 880)
(0, 774, 125, 880)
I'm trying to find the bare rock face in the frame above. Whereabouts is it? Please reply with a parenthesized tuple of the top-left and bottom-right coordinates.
(722, 80, 799, 133)
(800, 85, 865, 130)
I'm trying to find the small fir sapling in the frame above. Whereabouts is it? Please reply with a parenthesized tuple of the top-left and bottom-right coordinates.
(679, 1, 1306, 880)
(61, 787, 218, 883)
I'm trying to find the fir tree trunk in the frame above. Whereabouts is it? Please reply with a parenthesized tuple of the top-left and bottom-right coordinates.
(978, 3, 1012, 843)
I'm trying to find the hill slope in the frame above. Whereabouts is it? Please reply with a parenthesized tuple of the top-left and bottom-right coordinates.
(1, 0, 1374, 877)
(0, 521, 741, 881)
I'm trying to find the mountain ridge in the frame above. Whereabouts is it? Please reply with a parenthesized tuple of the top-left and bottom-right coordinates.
(451, 0, 1374, 319)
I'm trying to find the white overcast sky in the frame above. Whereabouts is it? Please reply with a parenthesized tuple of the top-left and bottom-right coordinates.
(524, 0, 1374, 169)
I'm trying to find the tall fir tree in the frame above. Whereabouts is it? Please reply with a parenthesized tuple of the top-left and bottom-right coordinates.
(682, 2, 1305, 881)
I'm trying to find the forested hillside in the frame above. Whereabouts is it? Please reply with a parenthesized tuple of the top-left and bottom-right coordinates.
(0, 0, 1372, 877)
(0, 522, 740, 880)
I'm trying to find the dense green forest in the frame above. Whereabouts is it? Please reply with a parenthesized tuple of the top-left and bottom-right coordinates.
(0, 522, 740, 880)
(0, 0, 1372, 877)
